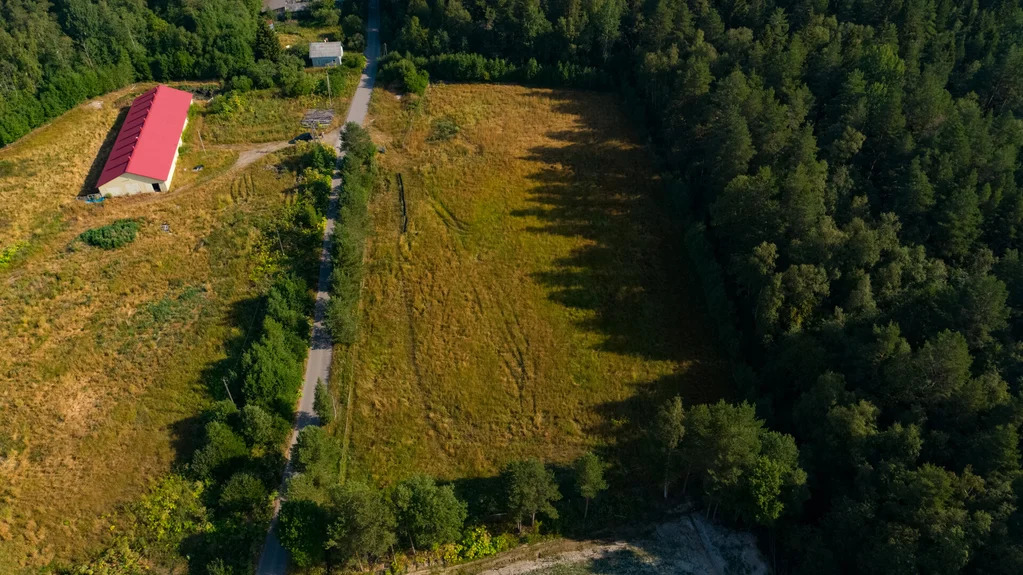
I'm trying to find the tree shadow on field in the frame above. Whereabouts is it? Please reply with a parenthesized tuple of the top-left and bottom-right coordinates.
(513, 90, 728, 402)
(79, 105, 130, 197)
(504, 91, 736, 528)
(169, 295, 265, 469)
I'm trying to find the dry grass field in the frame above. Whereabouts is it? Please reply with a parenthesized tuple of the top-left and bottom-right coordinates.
(345, 85, 727, 484)
(0, 83, 336, 570)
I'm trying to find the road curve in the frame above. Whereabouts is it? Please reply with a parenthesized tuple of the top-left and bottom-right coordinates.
(255, 0, 381, 572)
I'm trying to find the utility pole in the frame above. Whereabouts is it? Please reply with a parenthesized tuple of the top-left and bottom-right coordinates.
(198, 130, 207, 154)
(326, 68, 332, 106)
(222, 377, 236, 407)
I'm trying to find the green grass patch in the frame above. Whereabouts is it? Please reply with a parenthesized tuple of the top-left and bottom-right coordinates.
(0, 240, 28, 270)
(428, 116, 460, 141)
(78, 218, 139, 249)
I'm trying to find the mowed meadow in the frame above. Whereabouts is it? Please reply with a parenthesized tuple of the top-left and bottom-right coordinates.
(0, 84, 334, 570)
(347, 85, 727, 483)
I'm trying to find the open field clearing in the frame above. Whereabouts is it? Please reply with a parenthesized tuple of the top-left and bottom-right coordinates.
(0, 84, 331, 570)
(347, 85, 727, 483)
(198, 78, 359, 146)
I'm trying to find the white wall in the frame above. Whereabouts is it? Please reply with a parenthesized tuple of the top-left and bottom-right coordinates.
(98, 173, 165, 197)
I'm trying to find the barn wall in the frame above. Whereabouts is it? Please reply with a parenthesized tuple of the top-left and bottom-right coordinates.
(163, 116, 188, 191)
(311, 56, 341, 67)
(98, 173, 164, 197)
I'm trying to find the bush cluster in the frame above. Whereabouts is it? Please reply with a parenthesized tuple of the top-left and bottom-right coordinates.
(78, 219, 140, 250)
(379, 55, 430, 95)
(326, 122, 376, 343)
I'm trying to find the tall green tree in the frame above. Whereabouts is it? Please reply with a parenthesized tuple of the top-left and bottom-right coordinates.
(653, 395, 686, 498)
(390, 474, 467, 551)
(503, 459, 562, 531)
(326, 481, 396, 569)
(573, 452, 608, 518)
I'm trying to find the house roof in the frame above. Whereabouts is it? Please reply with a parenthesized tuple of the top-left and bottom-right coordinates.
(262, 0, 310, 10)
(97, 85, 192, 188)
(310, 41, 343, 59)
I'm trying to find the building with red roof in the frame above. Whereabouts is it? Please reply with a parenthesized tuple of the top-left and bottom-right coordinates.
(96, 85, 192, 197)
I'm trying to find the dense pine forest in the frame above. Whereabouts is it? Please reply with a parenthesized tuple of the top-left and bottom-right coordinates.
(376, 0, 1023, 573)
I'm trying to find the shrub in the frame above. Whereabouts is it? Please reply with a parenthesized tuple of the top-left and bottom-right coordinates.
(0, 240, 28, 270)
(66, 537, 148, 575)
(426, 53, 514, 82)
(459, 526, 497, 560)
(299, 142, 337, 175)
(78, 219, 139, 250)
(130, 475, 211, 551)
(313, 380, 334, 424)
(276, 54, 316, 96)
(278, 499, 329, 567)
(219, 472, 270, 519)
(241, 318, 304, 415)
(343, 52, 367, 70)
(429, 117, 460, 141)
(207, 92, 245, 116)
(240, 404, 283, 447)
(380, 56, 428, 95)
(340, 121, 376, 166)
(390, 475, 467, 550)
(246, 59, 278, 89)
(190, 421, 248, 480)
(203, 399, 240, 425)
(228, 75, 253, 92)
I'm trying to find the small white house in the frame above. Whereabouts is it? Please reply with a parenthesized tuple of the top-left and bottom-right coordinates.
(310, 41, 344, 67)
(96, 85, 192, 197)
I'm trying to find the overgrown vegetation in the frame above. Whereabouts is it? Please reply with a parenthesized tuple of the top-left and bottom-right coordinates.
(378, 0, 1023, 571)
(0, 241, 27, 270)
(48, 143, 334, 574)
(78, 219, 140, 250)
(326, 122, 377, 342)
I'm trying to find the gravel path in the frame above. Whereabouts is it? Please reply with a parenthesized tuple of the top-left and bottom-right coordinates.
(254, 0, 381, 571)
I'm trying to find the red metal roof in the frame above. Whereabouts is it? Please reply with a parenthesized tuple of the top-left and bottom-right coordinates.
(96, 85, 192, 188)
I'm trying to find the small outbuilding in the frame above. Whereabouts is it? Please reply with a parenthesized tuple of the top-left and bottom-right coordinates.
(310, 41, 344, 67)
(96, 85, 192, 197)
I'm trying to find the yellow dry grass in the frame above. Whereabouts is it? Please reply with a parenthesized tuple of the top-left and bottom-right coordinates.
(0, 85, 309, 570)
(346, 85, 727, 484)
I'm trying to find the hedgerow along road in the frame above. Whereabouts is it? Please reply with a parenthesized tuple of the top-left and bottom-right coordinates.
(255, 0, 381, 571)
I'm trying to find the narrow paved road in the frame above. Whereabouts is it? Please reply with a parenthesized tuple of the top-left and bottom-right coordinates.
(255, 0, 380, 571)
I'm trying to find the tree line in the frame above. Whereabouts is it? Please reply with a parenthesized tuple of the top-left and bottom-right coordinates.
(377, 0, 1023, 572)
